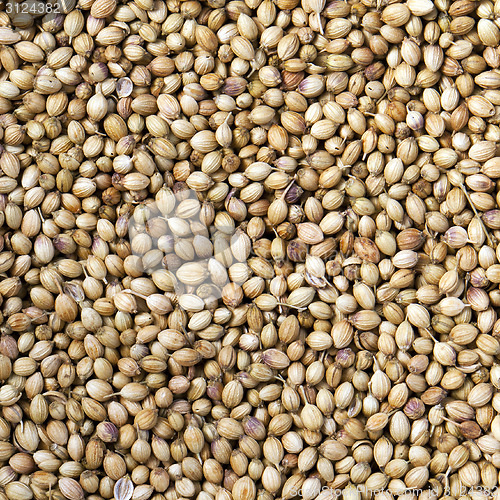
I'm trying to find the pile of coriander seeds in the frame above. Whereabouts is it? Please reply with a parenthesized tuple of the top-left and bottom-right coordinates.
(3, 0, 500, 499)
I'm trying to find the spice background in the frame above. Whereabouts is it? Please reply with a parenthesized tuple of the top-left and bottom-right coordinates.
(2, 1, 500, 500)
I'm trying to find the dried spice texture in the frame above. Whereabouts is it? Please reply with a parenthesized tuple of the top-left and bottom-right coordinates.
(1, 1, 500, 500)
